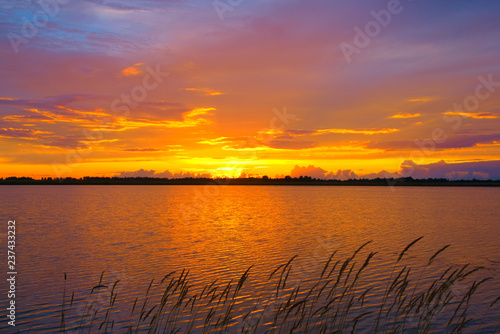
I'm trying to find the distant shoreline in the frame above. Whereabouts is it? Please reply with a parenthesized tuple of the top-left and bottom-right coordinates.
(1, 177, 499, 187)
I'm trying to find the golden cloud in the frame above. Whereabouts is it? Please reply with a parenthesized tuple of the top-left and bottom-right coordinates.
(121, 63, 144, 76)
(185, 88, 223, 96)
(316, 128, 400, 135)
(389, 113, 421, 119)
(443, 111, 499, 119)
(408, 97, 433, 102)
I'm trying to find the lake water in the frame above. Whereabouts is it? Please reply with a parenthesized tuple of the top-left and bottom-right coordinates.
(0, 185, 499, 333)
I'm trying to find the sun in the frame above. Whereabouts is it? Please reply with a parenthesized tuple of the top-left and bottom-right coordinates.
(211, 166, 244, 178)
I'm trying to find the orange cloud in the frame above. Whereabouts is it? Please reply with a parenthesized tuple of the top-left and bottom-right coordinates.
(442, 111, 499, 119)
(91, 107, 214, 131)
(0, 127, 52, 140)
(198, 127, 399, 152)
(184, 107, 214, 118)
(185, 88, 223, 96)
(316, 128, 400, 135)
(389, 113, 421, 119)
(5, 104, 214, 133)
(408, 97, 433, 102)
(261, 128, 400, 138)
(121, 63, 144, 76)
(198, 137, 234, 145)
(476, 141, 500, 147)
(5, 108, 100, 126)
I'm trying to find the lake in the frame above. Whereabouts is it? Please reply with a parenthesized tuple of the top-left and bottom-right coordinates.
(1, 185, 499, 333)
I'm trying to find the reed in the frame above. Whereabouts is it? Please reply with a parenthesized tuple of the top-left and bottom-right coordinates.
(59, 239, 499, 333)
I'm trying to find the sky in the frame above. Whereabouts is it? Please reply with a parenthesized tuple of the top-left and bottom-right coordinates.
(1, 0, 500, 180)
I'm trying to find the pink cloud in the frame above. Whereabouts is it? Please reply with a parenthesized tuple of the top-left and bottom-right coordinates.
(291, 165, 358, 180)
(291, 165, 329, 179)
(117, 169, 211, 178)
(400, 160, 500, 180)
(290, 160, 500, 181)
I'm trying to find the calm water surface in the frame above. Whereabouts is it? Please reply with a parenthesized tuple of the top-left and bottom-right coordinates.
(0, 185, 499, 332)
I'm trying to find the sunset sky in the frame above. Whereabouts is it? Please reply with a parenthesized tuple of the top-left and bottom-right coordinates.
(1, 0, 500, 179)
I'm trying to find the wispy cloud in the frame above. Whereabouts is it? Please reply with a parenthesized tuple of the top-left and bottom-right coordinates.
(263, 128, 400, 138)
(184, 88, 223, 96)
(408, 98, 433, 102)
(0, 127, 52, 140)
(366, 133, 500, 150)
(315, 128, 400, 135)
(121, 63, 144, 76)
(442, 111, 500, 119)
(116, 168, 211, 178)
(388, 113, 421, 119)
